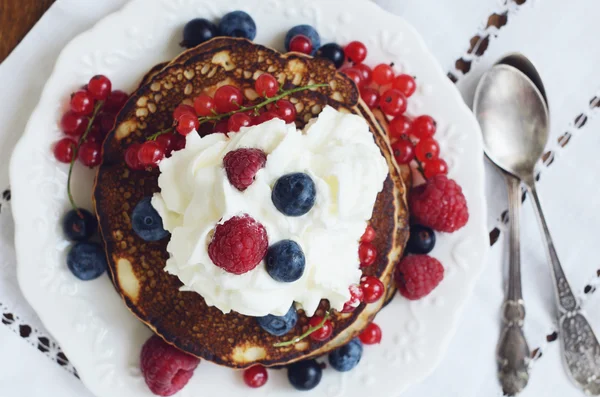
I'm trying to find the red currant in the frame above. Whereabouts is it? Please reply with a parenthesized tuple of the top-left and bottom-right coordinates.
(361, 225, 376, 243)
(214, 119, 229, 133)
(70, 90, 94, 115)
(170, 133, 187, 153)
(379, 89, 407, 116)
(53, 138, 76, 163)
(342, 68, 364, 88)
(86, 123, 105, 143)
(255, 73, 280, 98)
(309, 316, 333, 342)
(156, 133, 173, 155)
(104, 90, 129, 113)
(360, 87, 379, 109)
(411, 115, 437, 139)
(243, 366, 268, 388)
(254, 111, 279, 125)
(125, 143, 145, 170)
(173, 104, 196, 121)
(193, 94, 215, 116)
(360, 276, 385, 303)
(354, 63, 373, 85)
(78, 141, 102, 167)
(345, 41, 367, 64)
(176, 113, 200, 135)
(60, 111, 88, 137)
(268, 99, 296, 123)
(359, 322, 382, 345)
(359, 242, 377, 267)
(393, 74, 417, 97)
(289, 35, 313, 55)
(214, 85, 243, 113)
(87, 75, 112, 100)
(228, 113, 252, 132)
(97, 112, 116, 134)
(372, 64, 395, 85)
(423, 158, 449, 179)
(415, 138, 440, 162)
(389, 115, 412, 141)
(391, 139, 415, 164)
(137, 141, 164, 167)
(342, 284, 364, 313)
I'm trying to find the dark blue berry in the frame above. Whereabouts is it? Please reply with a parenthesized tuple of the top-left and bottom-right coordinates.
(67, 242, 107, 281)
(285, 25, 321, 55)
(62, 208, 97, 241)
(181, 18, 219, 48)
(272, 173, 316, 217)
(218, 11, 257, 41)
(316, 43, 345, 69)
(407, 224, 436, 254)
(131, 197, 169, 242)
(287, 359, 322, 391)
(256, 306, 297, 336)
(266, 240, 305, 283)
(328, 338, 363, 372)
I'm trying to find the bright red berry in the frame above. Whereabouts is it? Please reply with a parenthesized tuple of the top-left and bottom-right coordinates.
(345, 41, 367, 63)
(173, 104, 196, 121)
(360, 87, 379, 109)
(125, 143, 145, 170)
(393, 74, 417, 97)
(104, 90, 129, 113)
(342, 68, 364, 88)
(53, 138, 76, 163)
(354, 63, 373, 85)
(176, 113, 199, 135)
(410, 175, 469, 233)
(341, 284, 364, 313)
(309, 316, 333, 342)
(227, 113, 252, 133)
(213, 119, 229, 133)
(360, 276, 385, 303)
(411, 115, 437, 139)
(255, 73, 280, 98)
(423, 158, 448, 179)
(359, 322, 382, 345)
(372, 64, 395, 85)
(415, 138, 440, 162)
(70, 90, 94, 115)
(359, 242, 377, 267)
(379, 89, 407, 116)
(140, 335, 200, 397)
(243, 366, 268, 388)
(156, 133, 174, 157)
(223, 148, 267, 191)
(289, 35, 313, 55)
(391, 139, 415, 165)
(361, 225, 376, 243)
(268, 99, 296, 123)
(60, 111, 88, 137)
(137, 141, 165, 167)
(395, 255, 444, 300)
(78, 141, 102, 167)
(214, 85, 243, 113)
(208, 215, 268, 274)
(193, 94, 215, 116)
(389, 115, 412, 141)
(87, 75, 112, 100)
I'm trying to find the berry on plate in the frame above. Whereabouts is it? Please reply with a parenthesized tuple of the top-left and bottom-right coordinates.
(360, 225, 376, 243)
(223, 148, 267, 191)
(415, 138, 440, 162)
(344, 41, 367, 64)
(272, 173, 316, 217)
(341, 284, 364, 313)
(308, 316, 333, 342)
(173, 104, 196, 120)
(391, 139, 415, 165)
(138, 141, 165, 167)
(287, 360, 322, 391)
(60, 111, 88, 137)
(131, 197, 169, 242)
(214, 85, 244, 113)
(78, 141, 102, 168)
(360, 87, 379, 109)
(176, 113, 200, 135)
(125, 143, 145, 170)
(243, 365, 268, 388)
(358, 242, 377, 267)
(389, 115, 412, 141)
(342, 68, 364, 88)
(406, 224, 436, 255)
(67, 242, 107, 281)
(316, 43, 345, 69)
(393, 74, 417, 97)
(411, 115, 437, 139)
(372, 63, 395, 85)
(63, 209, 98, 241)
(267, 99, 296, 123)
(328, 338, 363, 372)
(379, 88, 407, 116)
(70, 90, 94, 115)
(395, 255, 444, 300)
(409, 175, 469, 233)
(53, 137, 76, 163)
(360, 276, 384, 303)
(87, 75, 112, 100)
(256, 306, 298, 336)
(219, 11, 257, 40)
(140, 335, 200, 397)
(265, 240, 306, 283)
(227, 112, 252, 132)
(193, 94, 215, 116)
(359, 322, 382, 345)
(289, 35, 313, 55)
(285, 25, 321, 54)
(255, 73, 280, 98)
(354, 63, 373, 85)
(181, 18, 219, 48)
(423, 158, 449, 179)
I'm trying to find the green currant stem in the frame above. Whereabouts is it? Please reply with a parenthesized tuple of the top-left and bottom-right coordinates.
(67, 100, 104, 216)
(273, 311, 331, 348)
(147, 127, 174, 141)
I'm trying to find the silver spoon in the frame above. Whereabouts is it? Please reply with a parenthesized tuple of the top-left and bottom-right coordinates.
(475, 63, 600, 396)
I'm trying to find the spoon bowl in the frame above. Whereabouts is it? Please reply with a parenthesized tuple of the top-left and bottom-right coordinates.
(496, 53, 548, 105)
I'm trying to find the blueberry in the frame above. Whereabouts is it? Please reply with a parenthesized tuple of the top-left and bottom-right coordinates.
(67, 242, 107, 281)
(316, 43, 345, 69)
(266, 240, 305, 283)
(256, 306, 297, 336)
(406, 224, 436, 254)
(287, 359, 322, 391)
(285, 25, 321, 55)
(328, 338, 363, 372)
(218, 11, 257, 41)
(62, 208, 97, 241)
(131, 197, 169, 242)
(181, 18, 219, 48)
(272, 173, 316, 217)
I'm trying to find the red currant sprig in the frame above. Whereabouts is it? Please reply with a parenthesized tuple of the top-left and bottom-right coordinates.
(273, 311, 332, 348)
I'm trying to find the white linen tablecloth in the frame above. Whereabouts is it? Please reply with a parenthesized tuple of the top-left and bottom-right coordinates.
(1, 0, 599, 396)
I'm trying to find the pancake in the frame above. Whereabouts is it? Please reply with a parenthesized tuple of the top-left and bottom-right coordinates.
(94, 37, 409, 368)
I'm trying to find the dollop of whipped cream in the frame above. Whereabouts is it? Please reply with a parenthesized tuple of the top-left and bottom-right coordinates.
(152, 106, 388, 317)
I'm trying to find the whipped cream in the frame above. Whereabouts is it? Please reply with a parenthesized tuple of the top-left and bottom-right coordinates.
(152, 106, 389, 317)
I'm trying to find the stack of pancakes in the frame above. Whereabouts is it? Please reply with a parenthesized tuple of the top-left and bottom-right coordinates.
(94, 37, 409, 368)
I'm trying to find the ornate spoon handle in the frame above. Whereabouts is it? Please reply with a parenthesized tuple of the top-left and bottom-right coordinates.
(496, 175, 530, 396)
(526, 181, 600, 395)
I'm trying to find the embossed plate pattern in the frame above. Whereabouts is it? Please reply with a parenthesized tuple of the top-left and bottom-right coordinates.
(9, 0, 488, 396)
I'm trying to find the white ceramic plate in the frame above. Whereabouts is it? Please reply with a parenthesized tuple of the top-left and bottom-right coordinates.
(10, 0, 488, 396)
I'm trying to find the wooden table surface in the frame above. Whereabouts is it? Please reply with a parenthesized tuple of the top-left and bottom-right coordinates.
(0, 0, 55, 63)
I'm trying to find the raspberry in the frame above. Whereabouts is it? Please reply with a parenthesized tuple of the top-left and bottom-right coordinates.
(140, 335, 200, 396)
(409, 175, 469, 233)
(395, 255, 444, 300)
(208, 215, 268, 274)
(223, 148, 267, 191)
